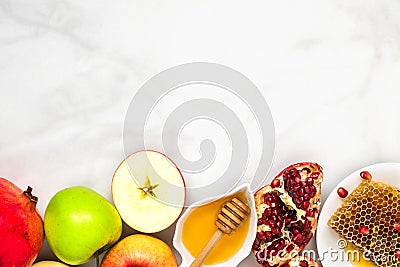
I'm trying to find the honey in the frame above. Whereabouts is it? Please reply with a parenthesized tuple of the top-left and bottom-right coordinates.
(328, 180, 400, 267)
(182, 193, 250, 265)
(345, 243, 375, 267)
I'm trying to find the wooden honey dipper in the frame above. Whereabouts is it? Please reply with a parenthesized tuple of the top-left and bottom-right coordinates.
(190, 197, 250, 267)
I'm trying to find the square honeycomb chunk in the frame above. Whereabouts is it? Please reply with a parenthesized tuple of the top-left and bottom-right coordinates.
(328, 180, 400, 267)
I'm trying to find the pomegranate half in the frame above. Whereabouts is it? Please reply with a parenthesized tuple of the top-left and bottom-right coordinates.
(0, 178, 44, 267)
(252, 162, 323, 267)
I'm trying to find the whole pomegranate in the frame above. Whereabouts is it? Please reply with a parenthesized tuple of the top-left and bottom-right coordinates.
(252, 163, 323, 267)
(0, 178, 44, 267)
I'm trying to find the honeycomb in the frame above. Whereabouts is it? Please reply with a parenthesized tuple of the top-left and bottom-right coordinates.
(328, 180, 400, 267)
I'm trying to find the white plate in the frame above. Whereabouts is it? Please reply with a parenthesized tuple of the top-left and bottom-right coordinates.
(316, 162, 400, 267)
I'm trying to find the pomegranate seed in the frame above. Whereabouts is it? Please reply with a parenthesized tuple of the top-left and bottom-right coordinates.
(394, 223, 400, 231)
(310, 172, 320, 179)
(264, 194, 275, 205)
(337, 187, 348, 198)
(286, 244, 295, 253)
(360, 171, 372, 181)
(298, 188, 305, 196)
(274, 239, 285, 251)
(396, 249, 400, 259)
(271, 227, 280, 235)
(295, 196, 303, 204)
(306, 177, 314, 185)
(293, 184, 300, 191)
(302, 201, 310, 209)
(253, 240, 261, 250)
(358, 226, 369, 235)
(265, 231, 273, 241)
(293, 233, 303, 244)
(257, 231, 266, 241)
(271, 179, 281, 188)
(304, 194, 311, 201)
(265, 208, 272, 216)
(299, 260, 309, 267)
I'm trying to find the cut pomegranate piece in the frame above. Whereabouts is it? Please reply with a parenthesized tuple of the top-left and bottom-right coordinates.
(252, 162, 323, 267)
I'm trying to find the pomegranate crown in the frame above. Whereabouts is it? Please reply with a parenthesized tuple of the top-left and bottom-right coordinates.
(24, 186, 38, 203)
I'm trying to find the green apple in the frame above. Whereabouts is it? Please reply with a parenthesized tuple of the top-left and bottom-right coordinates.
(44, 186, 122, 265)
(32, 261, 69, 267)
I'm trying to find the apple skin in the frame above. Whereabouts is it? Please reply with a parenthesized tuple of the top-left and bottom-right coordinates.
(44, 186, 122, 265)
(32, 261, 69, 267)
(101, 234, 178, 267)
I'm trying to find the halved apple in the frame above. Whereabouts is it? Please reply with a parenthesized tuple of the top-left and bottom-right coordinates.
(112, 150, 185, 233)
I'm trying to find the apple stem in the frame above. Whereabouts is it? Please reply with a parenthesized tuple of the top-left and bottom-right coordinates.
(96, 251, 100, 267)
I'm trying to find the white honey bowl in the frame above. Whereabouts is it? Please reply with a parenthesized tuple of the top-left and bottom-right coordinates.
(173, 183, 257, 267)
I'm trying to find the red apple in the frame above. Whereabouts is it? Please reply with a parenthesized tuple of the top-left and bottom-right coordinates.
(112, 150, 185, 233)
(101, 234, 178, 267)
(0, 178, 44, 267)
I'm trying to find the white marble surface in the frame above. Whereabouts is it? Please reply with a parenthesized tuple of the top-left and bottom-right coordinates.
(1, 1, 400, 266)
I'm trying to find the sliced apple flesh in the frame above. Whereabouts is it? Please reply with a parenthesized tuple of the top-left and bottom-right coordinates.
(112, 150, 185, 233)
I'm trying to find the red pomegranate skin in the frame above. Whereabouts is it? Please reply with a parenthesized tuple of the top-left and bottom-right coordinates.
(0, 178, 44, 267)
